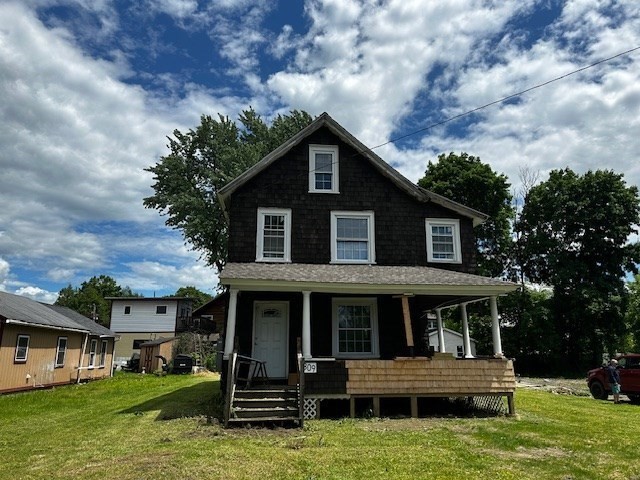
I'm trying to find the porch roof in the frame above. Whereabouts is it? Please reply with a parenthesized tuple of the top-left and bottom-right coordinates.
(219, 263, 518, 296)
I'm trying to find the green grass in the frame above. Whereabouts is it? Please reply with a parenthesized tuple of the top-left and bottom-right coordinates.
(0, 372, 638, 480)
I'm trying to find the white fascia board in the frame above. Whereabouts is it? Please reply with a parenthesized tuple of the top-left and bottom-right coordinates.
(221, 279, 519, 296)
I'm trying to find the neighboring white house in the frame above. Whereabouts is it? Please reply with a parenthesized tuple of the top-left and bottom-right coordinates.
(108, 297, 193, 364)
(428, 327, 477, 358)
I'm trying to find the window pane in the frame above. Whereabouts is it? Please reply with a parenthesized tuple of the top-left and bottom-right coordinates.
(431, 225, 454, 259)
(337, 305, 373, 354)
(16, 336, 29, 361)
(315, 172, 332, 190)
(336, 217, 370, 260)
(315, 153, 333, 172)
(263, 214, 286, 258)
(56, 338, 67, 366)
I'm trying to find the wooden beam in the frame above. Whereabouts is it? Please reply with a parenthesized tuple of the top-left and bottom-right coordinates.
(400, 296, 415, 355)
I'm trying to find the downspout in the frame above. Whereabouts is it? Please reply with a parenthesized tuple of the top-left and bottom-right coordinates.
(77, 333, 89, 384)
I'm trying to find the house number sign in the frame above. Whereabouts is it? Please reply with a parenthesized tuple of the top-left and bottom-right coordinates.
(303, 362, 317, 374)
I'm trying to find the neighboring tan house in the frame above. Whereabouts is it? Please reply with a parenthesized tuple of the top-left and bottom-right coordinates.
(192, 292, 227, 336)
(0, 291, 116, 394)
(217, 112, 519, 424)
(107, 297, 193, 364)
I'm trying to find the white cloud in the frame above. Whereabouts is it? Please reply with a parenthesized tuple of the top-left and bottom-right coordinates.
(118, 260, 218, 295)
(14, 285, 59, 304)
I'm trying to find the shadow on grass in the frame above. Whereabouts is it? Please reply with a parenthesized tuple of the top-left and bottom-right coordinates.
(120, 377, 223, 421)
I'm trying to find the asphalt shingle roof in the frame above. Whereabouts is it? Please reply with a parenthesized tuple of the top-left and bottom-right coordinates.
(0, 291, 116, 336)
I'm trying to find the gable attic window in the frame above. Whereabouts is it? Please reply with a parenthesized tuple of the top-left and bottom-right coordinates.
(425, 219, 462, 264)
(156, 305, 167, 315)
(331, 211, 375, 263)
(124, 305, 131, 315)
(309, 144, 339, 193)
(256, 208, 291, 262)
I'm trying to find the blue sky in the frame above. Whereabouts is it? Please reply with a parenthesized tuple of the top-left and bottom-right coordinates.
(1, 0, 639, 303)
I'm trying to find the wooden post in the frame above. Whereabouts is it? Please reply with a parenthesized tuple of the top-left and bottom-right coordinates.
(410, 396, 418, 418)
(373, 397, 381, 417)
(223, 289, 239, 360)
(350, 397, 355, 418)
(395, 294, 415, 357)
(507, 393, 516, 416)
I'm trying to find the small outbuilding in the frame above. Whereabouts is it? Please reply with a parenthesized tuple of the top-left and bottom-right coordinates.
(138, 337, 177, 373)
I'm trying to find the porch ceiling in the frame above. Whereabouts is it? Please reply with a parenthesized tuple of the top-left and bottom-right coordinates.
(219, 263, 518, 296)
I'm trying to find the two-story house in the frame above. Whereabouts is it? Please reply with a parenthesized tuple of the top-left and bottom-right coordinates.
(218, 113, 518, 424)
(108, 297, 193, 365)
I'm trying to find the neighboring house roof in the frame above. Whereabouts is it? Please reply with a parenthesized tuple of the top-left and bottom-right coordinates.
(139, 336, 178, 347)
(0, 291, 114, 334)
(192, 291, 228, 317)
(217, 112, 488, 227)
(219, 263, 518, 297)
(105, 297, 189, 301)
(44, 304, 116, 337)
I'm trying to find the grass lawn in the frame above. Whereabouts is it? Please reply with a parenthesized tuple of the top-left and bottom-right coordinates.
(0, 372, 638, 480)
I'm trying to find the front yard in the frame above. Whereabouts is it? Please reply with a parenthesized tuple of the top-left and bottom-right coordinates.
(0, 372, 637, 479)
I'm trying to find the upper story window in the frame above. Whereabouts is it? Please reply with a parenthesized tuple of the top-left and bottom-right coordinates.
(55, 337, 67, 367)
(331, 211, 375, 264)
(309, 145, 339, 193)
(425, 219, 462, 264)
(124, 305, 131, 315)
(15, 334, 30, 363)
(156, 305, 167, 315)
(256, 208, 292, 262)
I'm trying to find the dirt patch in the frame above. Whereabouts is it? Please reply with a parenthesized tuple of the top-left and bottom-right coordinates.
(516, 377, 591, 396)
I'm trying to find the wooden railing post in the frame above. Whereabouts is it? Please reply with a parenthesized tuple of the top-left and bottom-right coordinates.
(224, 351, 238, 427)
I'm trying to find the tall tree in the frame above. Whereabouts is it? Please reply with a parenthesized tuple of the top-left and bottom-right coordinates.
(174, 286, 213, 310)
(144, 109, 314, 271)
(418, 152, 513, 277)
(625, 274, 640, 351)
(516, 168, 640, 372)
(55, 275, 138, 326)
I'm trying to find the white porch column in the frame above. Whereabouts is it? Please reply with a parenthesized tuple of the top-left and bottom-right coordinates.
(435, 308, 446, 353)
(460, 302, 474, 358)
(223, 288, 239, 360)
(490, 295, 503, 357)
(302, 291, 312, 359)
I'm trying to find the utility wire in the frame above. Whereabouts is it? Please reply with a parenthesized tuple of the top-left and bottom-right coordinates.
(367, 45, 640, 152)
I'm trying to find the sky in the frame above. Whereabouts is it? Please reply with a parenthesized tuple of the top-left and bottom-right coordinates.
(1, 0, 639, 304)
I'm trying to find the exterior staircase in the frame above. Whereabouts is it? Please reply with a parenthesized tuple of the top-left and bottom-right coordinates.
(228, 386, 301, 424)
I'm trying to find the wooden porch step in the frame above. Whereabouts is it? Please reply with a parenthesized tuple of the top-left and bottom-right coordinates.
(232, 406, 300, 420)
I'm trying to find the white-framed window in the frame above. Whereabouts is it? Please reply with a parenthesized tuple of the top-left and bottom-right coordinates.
(309, 144, 339, 193)
(256, 208, 292, 262)
(425, 219, 462, 263)
(156, 305, 167, 315)
(99, 340, 108, 367)
(332, 298, 379, 358)
(15, 335, 30, 363)
(331, 211, 375, 263)
(55, 337, 68, 367)
(89, 339, 98, 367)
(124, 305, 131, 315)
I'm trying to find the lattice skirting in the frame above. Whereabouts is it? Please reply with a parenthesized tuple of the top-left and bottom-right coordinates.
(303, 398, 319, 419)
(450, 395, 508, 415)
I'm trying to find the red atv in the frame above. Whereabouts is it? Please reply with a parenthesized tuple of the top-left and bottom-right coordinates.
(587, 353, 640, 404)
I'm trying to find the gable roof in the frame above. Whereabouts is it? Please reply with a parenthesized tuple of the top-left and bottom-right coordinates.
(0, 290, 116, 336)
(218, 112, 488, 226)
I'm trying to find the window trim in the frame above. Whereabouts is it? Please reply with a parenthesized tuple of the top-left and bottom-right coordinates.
(99, 340, 108, 368)
(155, 305, 168, 315)
(308, 144, 339, 193)
(256, 207, 292, 262)
(330, 211, 376, 264)
(332, 297, 379, 359)
(425, 218, 462, 264)
(14, 334, 30, 363)
(55, 336, 68, 367)
(88, 339, 98, 368)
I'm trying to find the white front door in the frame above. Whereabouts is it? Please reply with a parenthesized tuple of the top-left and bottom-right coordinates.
(252, 302, 289, 379)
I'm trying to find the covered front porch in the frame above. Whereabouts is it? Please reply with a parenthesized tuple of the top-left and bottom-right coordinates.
(219, 263, 519, 423)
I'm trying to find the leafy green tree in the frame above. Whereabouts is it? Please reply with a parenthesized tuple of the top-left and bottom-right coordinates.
(516, 168, 640, 372)
(174, 286, 213, 310)
(144, 108, 314, 271)
(55, 275, 139, 327)
(418, 152, 513, 277)
(626, 274, 640, 351)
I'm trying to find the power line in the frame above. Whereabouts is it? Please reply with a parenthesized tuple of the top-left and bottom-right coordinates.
(368, 45, 640, 152)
